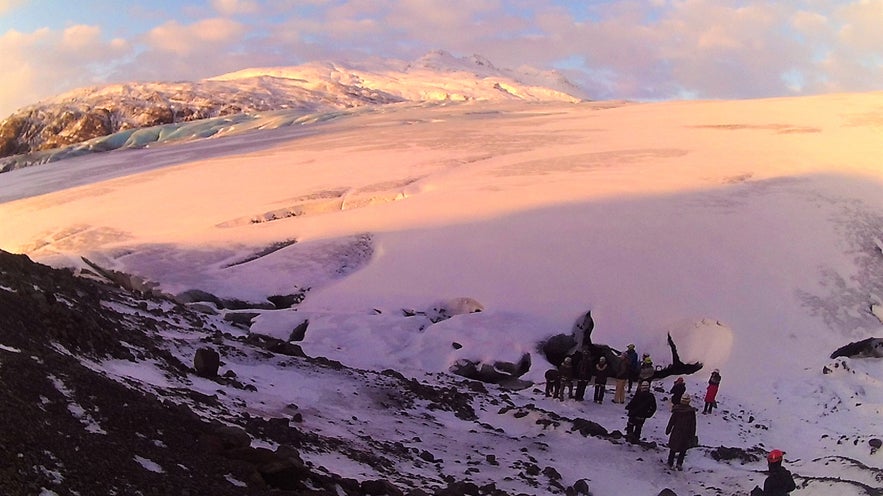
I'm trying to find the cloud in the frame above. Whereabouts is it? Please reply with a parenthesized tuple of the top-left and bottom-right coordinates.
(61, 25, 103, 51)
(144, 18, 247, 55)
(0, 0, 25, 16)
(211, 0, 260, 16)
(835, 0, 883, 53)
(0, 25, 131, 117)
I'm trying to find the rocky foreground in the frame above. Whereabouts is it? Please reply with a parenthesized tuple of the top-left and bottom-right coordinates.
(0, 249, 497, 495)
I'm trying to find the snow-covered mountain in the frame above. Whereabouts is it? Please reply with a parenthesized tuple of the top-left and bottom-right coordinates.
(0, 50, 585, 172)
(1, 89, 883, 496)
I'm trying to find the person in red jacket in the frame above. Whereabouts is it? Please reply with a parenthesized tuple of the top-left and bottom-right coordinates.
(703, 369, 722, 414)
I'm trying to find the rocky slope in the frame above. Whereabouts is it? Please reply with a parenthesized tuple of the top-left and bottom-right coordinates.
(0, 249, 606, 496)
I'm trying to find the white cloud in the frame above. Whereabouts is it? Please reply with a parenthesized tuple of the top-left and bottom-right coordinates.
(61, 25, 102, 51)
(0, 0, 25, 16)
(145, 18, 246, 55)
(0, 25, 130, 117)
(835, 0, 883, 52)
(211, 0, 260, 16)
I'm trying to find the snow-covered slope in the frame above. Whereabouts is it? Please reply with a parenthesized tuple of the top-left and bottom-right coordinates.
(1, 92, 882, 495)
(0, 50, 584, 171)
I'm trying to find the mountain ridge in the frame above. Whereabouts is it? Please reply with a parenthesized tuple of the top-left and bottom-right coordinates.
(0, 50, 586, 171)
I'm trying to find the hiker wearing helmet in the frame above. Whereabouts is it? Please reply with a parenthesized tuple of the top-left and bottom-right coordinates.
(763, 449, 796, 495)
(638, 354, 655, 386)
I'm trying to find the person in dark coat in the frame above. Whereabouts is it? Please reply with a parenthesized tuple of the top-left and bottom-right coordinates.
(625, 381, 657, 443)
(625, 344, 639, 392)
(557, 356, 574, 400)
(669, 377, 686, 408)
(665, 394, 697, 470)
(703, 369, 722, 414)
(574, 348, 592, 401)
(593, 356, 609, 404)
(762, 449, 797, 496)
(544, 368, 560, 398)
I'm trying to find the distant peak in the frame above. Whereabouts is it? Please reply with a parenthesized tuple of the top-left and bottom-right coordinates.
(409, 50, 501, 75)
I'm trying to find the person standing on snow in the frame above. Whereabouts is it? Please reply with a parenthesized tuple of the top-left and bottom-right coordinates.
(638, 355, 655, 386)
(625, 344, 639, 392)
(669, 377, 686, 408)
(625, 381, 657, 443)
(593, 356, 610, 404)
(557, 356, 575, 400)
(613, 352, 628, 403)
(574, 348, 592, 401)
(703, 369, 722, 414)
(665, 394, 697, 470)
(544, 368, 560, 398)
(751, 449, 797, 496)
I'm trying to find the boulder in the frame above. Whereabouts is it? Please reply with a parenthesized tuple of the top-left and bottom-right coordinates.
(361, 479, 404, 496)
(572, 418, 608, 437)
(571, 479, 591, 495)
(426, 297, 484, 322)
(449, 353, 531, 385)
(288, 319, 309, 342)
(830, 337, 883, 359)
(194, 347, 220, 377)
(540, 333, 578, 366)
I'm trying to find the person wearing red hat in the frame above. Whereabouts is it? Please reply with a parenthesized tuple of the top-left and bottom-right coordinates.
(751, 449, 796, 495)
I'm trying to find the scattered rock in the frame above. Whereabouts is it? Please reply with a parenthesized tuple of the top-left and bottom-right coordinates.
(361, 479, 404, 496)
(709, 446, 761, 464)
(288, 319, 309, 341)
(542, 466, 562, 480)
(830, 337, 883, 359)
(540, 333, 577, 367)
(194, 347, 221, 377)
(571, 418, 608, 438)
(224, 311, 260, 328)
(571, 478, 591, 495)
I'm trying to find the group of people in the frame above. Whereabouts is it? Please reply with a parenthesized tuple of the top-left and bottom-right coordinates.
(544, 347, 620, 404)
(626, 368, 723, 469)
(544, 344, 796, 494)
(623, 377, 698, 470)
(544, 344, 656, 405)
(627, 369, 795, 494)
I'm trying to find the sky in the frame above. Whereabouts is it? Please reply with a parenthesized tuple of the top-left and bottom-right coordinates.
(1, 0, 882, 118)
(1, 92, 882, 494)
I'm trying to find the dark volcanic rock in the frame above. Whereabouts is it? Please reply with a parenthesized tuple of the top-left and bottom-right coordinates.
(830, 337, 883, 359)
(194, 347, 221, 377)
(0, 249, 530, 496)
